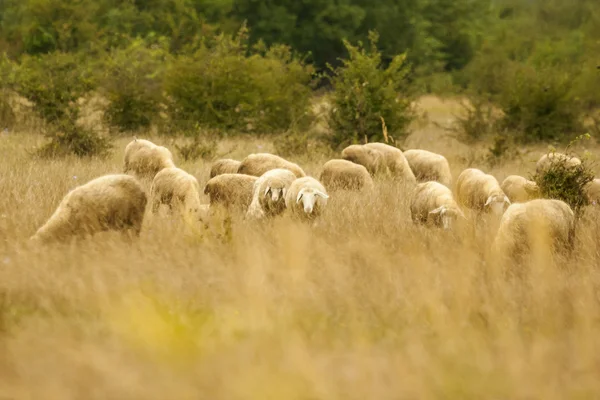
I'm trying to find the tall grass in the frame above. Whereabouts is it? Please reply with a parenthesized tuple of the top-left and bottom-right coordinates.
(2, 134, 600, 399)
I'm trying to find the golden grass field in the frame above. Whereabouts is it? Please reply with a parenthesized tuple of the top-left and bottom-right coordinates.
(2, 96, 600, 399)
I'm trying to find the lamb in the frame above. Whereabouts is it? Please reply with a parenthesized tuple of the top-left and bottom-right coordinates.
(492, 199, 575, 265)
(501, 175, 540, 203)
(536, 152, 581, 174)
(584, 178, 600, 205)
(455, 168, 510, 215)
(319, 159, 374, 192)
(341, 144, 386, 175)
(410, 181, 464, 230)
(150, 167, 202, 217)
(403, 149, 452, 187)
(30, 174, 147, 244)
(204, 173, 258, 212)
(123, 138, 175, 181)
(237, 153, 306, 178)
(285, 176, 329, 220)
(210, 159, 241, 179)
(247, 169, 297, 219)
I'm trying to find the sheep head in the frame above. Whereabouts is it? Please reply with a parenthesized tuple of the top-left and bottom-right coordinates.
(429, 205, 465, 230)
(296, 188, 329, 214)
(484, 194, 511, 216)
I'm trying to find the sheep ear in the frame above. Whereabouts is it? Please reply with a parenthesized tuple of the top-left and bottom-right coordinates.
(296, 189, 305, 204)
(264, 186, 271, 197)
(429, 206, 446, 216)
(282, 188, 287, 198)
(504, 196, 511, 205)
(315, 191, 329, 199)
(484, 196, 494, 206)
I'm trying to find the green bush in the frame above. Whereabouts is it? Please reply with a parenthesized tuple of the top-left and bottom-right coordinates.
(0, 54, 17, 129)
(101, 38, 170, 132)
(326, 31, 413, 149)
(164, 25, 315, 134)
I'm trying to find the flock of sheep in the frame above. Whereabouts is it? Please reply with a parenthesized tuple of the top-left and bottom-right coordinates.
(29, 137, 600, 264)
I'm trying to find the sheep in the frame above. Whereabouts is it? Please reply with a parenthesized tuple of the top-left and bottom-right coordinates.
(319, 159, 374, 192)
(210, 159, 241, 179)
(285, 177, 329, 220)
(150, 167, 202, 217)
(247, 169, 297, 219)
(410, 181, 464, 230)
(123, 138, 175, 181)
(584, 178, 600, 205)
(492, 199, 575, 266)
(342, 143, 416, 184)
(403, 149, 452, 187)
(455, 168, 510, 216)
(501, 175, 540, 203)
(341, 144, 386, 175)
(204, 173, 258, 212)
(30, 174, 147, 244)
(237, 153, 306, 178)
(536, 152, 581, 174)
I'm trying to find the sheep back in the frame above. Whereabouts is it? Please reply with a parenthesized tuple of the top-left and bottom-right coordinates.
(237, 153, 306, 178)
(150, 167, 202, 214)
(501, 175, 540, 203)
(204, 173, 258, 212)
(319, 159, 373, 192)
(404, 149, 452, 187)
(210, 159, 241, 178)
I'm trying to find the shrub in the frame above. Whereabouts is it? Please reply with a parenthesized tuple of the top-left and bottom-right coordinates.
(0, 54, 17, 129)
(164, 25, 315, 134)
(531, 136, 595, 215)
(326, 31, 413, 150)
(174, 136, 218, 162)
(101, 38, 170, 132)
(453, 96, 498, 142)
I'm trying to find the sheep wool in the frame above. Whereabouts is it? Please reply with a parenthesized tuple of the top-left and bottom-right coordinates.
(285, 176, 329, 220)
(501, 175, 540, 203)
(363, 142, 416, 184)
(210, 159, 241, 179)
(31, 174, 147, 244)
(247, 168, 297, 219)
(410, 181, 464, 230)
(319, 159, 374, 192)
(536, 152, 581, 174)
(204, 173, 258, 212)
(150, 167, 202, 216)
(341, 144, 386, 176)
(123, 138, 175, 181)
(584, 178, 600, 205)
(403, 149, 452, 187)
(456, 168, 510, 215)
(237, 153, 306, 178)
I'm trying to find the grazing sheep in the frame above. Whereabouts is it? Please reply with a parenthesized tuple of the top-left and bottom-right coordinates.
(584, 178, 600, 205)
(492, 199, 575, 265)
(501, 175, 540, 203)
(247, 169, 297, 219)
(456, 168, 510, 215)
(319, 159, 374, 192)
(364, 143, 416, 184)
(404, 149, 452, 187)
(204, 173, 258, 212)
(285, 177, 329, 220)
(150, 167, 202, 217)
(237, 153, 306, 178)
(410, 181, 464, 230)
(210, 159, 241, 179)
(123, 138, 175, 181)
(31, 174, 147, 244)
(341, 144, 386, 175)
(536, 152, 581, 174)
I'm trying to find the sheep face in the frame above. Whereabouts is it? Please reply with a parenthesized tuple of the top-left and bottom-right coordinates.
(429, 206, 463, 230)
(296, 188, 329, 214)
(263, 185, 287, 214)
(485, 194, 511, 216)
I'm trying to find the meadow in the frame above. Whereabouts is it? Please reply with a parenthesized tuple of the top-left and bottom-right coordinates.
(2, 97, 600, 399)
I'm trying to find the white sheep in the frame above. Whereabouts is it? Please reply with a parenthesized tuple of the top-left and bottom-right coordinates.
(492, 199, 575, 265)
(204, 173, 258, 212)
(237, 153, 306, 178)
(403, 149, 452, 187)
(285, 176, 329, 220)
(501, 175, 540, 203)
(341, 144, 386, 175)
(584, 178, 600, 205)
(150, 167, 203, 217)
(30, 174, 147, 244)
(536, 152, 581, 174)
(123, 138, 175, 181)
(364, 143, 416, 184)
(246, 168, 297, 219)
(319, 159, 373, 192)
(210, 159, 241, 178)
(456, 168, 510, 215)
(410, 181, 464, 230)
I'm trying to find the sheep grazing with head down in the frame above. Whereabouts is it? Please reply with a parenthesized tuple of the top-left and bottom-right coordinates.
(204, 173, 258, 213)
(210, 159, 241, 179)
(501, 175, 540, 203)
(410, 181, 464, 230)
(403, 149, 452, 187)
(585, 178, 600, 205)
(30, 174, 148, 244)
(247, 169, 297, 219)
(123, 138, 175, 181)
(492, 199, 575, 266)
(285, 177, 329, 220)
(237, 153, 306, 178)
(341, 144, 386, 175)
(456, 168, 510, 216)
(342, 143, 416, 184)
(319, 159, 373, 192)
(536, 152, 581, 174)
(150, 167, 203, 217)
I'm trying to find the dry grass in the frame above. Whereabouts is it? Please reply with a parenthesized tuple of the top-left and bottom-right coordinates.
(3, 127, 600, 399)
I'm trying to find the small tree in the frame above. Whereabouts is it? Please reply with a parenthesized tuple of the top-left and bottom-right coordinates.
(327, 31, 413, 149)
